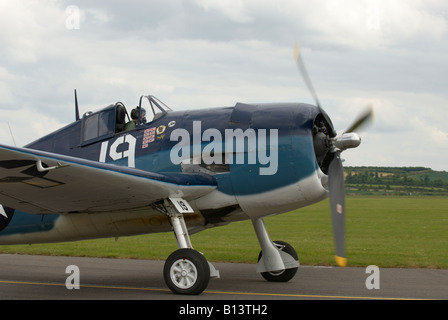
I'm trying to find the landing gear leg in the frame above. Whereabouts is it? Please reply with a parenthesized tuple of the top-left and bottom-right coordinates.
(162, 198, 219, 295)
(252, 218, 299, 282)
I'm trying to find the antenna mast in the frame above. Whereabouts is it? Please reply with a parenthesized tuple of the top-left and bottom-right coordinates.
(7, 122, 16, 146)
(74, 89, 80, 121)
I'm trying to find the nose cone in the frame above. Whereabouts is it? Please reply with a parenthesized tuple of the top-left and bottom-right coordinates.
(333, 132, 361, 151)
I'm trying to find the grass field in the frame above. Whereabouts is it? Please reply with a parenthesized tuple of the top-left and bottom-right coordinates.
(1, 196, 447, 269)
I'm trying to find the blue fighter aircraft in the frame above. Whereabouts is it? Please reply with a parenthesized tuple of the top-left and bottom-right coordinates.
(0, 47, 372, 295)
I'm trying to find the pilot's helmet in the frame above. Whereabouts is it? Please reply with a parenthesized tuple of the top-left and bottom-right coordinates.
(131, 107, 146, 120)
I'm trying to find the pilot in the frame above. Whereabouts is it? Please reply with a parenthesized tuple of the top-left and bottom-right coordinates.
(125, 107, 146, 131)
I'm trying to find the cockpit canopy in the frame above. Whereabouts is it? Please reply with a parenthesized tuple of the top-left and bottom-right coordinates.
(81, 95, 171, 146)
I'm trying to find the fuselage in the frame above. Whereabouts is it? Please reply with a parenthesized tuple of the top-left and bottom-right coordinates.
(0, 100, 330, 244)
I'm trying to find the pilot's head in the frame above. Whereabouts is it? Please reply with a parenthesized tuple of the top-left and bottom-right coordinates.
(131, 107, 146, 123)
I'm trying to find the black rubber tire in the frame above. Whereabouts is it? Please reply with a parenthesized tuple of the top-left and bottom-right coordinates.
(258, 240, 299, 282)
(163, 248, 210, 295)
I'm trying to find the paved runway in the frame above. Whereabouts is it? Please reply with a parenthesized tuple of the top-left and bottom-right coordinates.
(0, 254, 447, 300)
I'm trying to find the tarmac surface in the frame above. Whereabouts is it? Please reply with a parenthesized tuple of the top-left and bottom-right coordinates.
(0, 254, 447, 300)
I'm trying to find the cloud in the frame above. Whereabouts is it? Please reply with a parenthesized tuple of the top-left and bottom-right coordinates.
(194, 0, 253, 24)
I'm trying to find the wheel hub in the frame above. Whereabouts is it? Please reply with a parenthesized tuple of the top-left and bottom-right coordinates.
(170, 259, 198, 289)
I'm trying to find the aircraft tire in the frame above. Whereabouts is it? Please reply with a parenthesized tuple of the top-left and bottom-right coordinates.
(163, 248, 210, 295)
(258, 240, 299, 282)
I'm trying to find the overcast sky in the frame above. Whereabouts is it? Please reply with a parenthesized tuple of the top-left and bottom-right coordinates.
(0, 0, 447, 170)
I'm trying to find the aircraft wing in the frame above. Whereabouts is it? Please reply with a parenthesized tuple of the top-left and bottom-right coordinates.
(0, 145, 217, 214)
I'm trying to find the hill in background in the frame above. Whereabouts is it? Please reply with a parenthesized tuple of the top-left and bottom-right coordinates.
(344, 167, 448, 196)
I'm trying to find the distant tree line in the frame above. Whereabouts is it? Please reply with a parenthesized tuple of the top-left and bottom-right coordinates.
(344, 167, 448, 190)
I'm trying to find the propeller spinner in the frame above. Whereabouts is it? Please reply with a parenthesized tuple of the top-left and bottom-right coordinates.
(294, 44, 373, 267)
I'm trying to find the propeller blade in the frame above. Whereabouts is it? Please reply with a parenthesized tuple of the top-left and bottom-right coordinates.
(345, 105, 374, 133)
(328, 152, 347, 267)
(293, 44, 336, 137)
(294, 44, 322, 109)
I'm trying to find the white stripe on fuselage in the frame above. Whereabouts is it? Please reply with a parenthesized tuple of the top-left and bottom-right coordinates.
(0, 205, 8, 218)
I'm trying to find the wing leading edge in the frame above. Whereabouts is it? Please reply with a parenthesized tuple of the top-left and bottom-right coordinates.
(0, 145, 217, 214)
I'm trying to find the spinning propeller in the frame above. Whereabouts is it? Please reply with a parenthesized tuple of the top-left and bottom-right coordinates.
(293, 44, 373, 267)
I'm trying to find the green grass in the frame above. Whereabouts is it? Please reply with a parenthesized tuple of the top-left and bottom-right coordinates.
(1, 197, 447, 268)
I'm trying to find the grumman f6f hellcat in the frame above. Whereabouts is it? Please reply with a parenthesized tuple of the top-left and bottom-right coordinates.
(0, 46, 372, 295)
